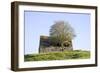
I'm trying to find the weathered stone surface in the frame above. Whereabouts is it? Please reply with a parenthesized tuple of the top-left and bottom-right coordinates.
(39, 36, 73, 53)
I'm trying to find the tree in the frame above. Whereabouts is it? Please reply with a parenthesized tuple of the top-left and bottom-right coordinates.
(49, 21, 76, 51)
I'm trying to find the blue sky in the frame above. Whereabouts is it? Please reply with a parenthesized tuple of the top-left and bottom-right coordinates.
(24, 11, 90, 55)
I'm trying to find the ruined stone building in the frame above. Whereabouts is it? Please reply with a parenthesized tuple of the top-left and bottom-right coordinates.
(39, 36, 73, 53)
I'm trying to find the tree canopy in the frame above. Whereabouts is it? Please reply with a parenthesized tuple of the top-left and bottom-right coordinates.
(49, 21, 76, 47)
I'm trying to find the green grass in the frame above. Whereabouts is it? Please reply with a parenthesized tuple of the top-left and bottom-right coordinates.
(24, 50, 90, 61)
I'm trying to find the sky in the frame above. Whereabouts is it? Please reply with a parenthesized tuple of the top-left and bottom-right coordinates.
(24, 11, 90, 55)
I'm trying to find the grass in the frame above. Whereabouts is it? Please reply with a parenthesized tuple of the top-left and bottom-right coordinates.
(24, 50, 90, 61)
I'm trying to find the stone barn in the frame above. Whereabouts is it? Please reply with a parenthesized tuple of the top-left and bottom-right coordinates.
(39, 36, 73, 53)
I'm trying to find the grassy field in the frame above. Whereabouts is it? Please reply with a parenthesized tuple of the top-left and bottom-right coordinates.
(24, 50, 90, 61)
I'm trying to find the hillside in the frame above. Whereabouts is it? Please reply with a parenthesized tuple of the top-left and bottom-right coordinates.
(24, 50, 90, 61)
